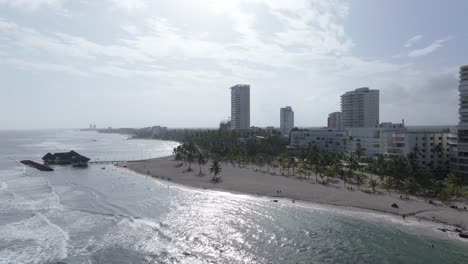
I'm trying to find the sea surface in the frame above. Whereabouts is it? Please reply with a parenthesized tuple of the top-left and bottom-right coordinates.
(0, 130, 467, 264)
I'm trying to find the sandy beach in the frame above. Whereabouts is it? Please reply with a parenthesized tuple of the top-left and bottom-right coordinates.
(123, 156, 468, 231)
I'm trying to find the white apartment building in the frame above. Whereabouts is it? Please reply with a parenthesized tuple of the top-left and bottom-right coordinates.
(290, 129, 347, 152)
(327, 112, 342, 130)
(341, 87, 379, 128)
(452, 65, 468, 175)
(347, 123, 406, 158)
(230, 84, 250, 130)
(280, 106, 294, 136)
(290, 122, 451, 172)
(385, 128, 451, 171)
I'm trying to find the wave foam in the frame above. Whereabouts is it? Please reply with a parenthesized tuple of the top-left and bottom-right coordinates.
(0, 213, 69, 264)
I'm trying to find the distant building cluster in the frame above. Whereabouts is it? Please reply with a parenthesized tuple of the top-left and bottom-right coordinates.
(223, 65, 468, 175)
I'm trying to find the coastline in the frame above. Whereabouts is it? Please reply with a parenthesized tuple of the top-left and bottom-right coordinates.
(120, 155, 468, 235)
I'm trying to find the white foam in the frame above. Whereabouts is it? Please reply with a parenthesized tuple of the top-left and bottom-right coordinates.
(0, 213, 69, 264)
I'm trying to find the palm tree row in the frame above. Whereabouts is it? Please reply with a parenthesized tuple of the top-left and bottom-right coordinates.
(173, 142, 222, 182)
(169, 129, 466, 201)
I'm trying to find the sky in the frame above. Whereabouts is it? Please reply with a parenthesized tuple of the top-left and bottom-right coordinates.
(0, 0, 467, 129)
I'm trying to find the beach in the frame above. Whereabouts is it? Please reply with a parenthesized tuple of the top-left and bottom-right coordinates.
(125, 156, 468, 231)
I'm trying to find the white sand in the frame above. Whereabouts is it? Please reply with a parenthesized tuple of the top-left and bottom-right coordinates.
(124, 156, 468, 230)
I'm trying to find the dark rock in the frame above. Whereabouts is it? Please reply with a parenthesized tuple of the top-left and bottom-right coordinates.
(450, 205, 458, 209)
(391, 203, 399, 209)
(459, 233, 468, 239)
(272, 200, 278, 202)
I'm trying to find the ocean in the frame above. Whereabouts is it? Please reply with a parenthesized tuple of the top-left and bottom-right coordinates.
(0, 129, 467, 264)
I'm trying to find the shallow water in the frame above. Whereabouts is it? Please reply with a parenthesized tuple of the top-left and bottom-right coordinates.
(0, 130, 467, 264)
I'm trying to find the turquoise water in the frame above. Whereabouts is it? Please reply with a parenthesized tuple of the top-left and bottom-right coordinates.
(0, 130, 467, 263)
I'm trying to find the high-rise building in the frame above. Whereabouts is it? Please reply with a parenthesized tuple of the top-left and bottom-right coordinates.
(280, 106, 294, 136)
(341, 87, 379, 128)
(230, 84, 250, 130)
(327, 112, 342, 130)
(453, 65, 468, 175)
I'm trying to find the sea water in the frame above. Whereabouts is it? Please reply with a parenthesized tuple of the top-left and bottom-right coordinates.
(0, 130, 467, 264)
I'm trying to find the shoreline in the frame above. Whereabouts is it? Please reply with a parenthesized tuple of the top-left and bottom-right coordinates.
(120, 155, 468, 239)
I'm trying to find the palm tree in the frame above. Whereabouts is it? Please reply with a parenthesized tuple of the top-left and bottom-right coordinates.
(185, 150, 195, 172)
(196, 152, 207, 175)
(288, 155, 298, 176)
(355, 173, 365, 190)
(369, 179, 378, 194)
(445, 172, 464, 196)
(174, 151, 183, 166)
(340, 169, 348, 188)
(209, 160, 222, 183)
(355, 144, 365, 161)
(271, 160, 279, 175)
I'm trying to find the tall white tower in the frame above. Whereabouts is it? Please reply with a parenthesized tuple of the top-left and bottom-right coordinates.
(454, 65, 468, 175)
(280, 106, 294, 136)
(230, 84, 250, 130)
(341, 87, 379, 128)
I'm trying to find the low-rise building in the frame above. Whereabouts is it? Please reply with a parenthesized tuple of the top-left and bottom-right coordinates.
(385, 128, 451, 172)
(290, 122, 451, 172)
(290, 129, 347, 152)
(219, 120, 231, 131)
(327, 112, 342, 130)
(347, 123, 406, 158)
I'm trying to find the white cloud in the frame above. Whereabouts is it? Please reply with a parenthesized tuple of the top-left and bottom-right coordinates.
(404, 34, 422, 47)
(408, 36, 454, 57)
(109, 0, 146, 11)
(0, 58, 87, 76)
(0, 0, 62, 10)
(0, 18, 17, 31)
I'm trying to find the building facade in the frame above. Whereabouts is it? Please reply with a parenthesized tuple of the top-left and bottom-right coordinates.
(452, 65, 468, 174)
(327, 111, 342, 130)
(385, 129, 451, 172)
(346, 123, 406, 158)
(290, 129, 347, 152)
(290, 122, 451, 172)
(280, 106, 294, 136)
(230, 84, 250, 130)
(341, 87, 379, 128)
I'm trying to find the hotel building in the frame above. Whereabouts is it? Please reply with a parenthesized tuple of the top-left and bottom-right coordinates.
(230, 84, 250, 130)
(341, 87, 379, 128)
(280, 106, 294, 136)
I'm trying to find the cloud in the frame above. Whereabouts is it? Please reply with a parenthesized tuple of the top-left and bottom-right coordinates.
(408, 36, 454, 57)
(0, 18, 18, 31)
(109, 0, 146, 11)
(403, 34, 422, 47)
(0, 0, 62, 10)
(0, 58, 87, 76)
(0, 0, 404, 83)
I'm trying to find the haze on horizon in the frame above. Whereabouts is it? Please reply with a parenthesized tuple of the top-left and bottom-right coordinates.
(0, 0, 466, 130)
